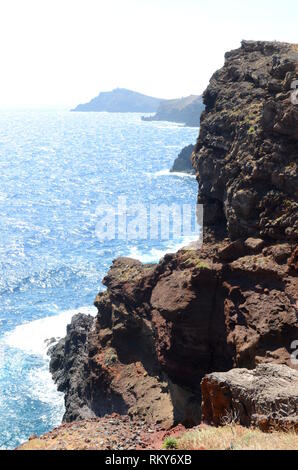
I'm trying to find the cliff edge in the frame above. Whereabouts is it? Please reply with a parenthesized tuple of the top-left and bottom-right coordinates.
(193, 40, 298, 241)
(50, 40, 298, 433)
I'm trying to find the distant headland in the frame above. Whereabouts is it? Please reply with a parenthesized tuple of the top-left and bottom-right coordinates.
(72, 88, 164, 113)
(72, 88, 204, 127)
(142, 95, 204, 127)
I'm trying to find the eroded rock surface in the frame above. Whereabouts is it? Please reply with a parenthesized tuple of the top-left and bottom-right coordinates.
(201, 364, 298, 431)
(50, 239, 297, 427)
(193, 40, 298, 241)
(50, 41, 298, 430)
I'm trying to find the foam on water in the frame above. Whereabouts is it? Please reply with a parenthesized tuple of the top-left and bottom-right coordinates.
(28, 366, 64, 404)
(4, 305, 97, 357)
(145, 121, 185, 129)
(0, 305, 97, 449)
(127, 235, 201, 263)
(127, 246, 169, 263)
(148, 168, 196, 178)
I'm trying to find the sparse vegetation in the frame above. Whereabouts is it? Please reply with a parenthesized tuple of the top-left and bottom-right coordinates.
(194, 261, 210, 270)
(104, 349, 118, 366)
(244, 102, 262, 135)
(17, 422, 298, 451)
(248, 125, 256, 135)
(180, 250, 210, 270)
(177, 425, 298, 451)
(162, 437, 179, 450)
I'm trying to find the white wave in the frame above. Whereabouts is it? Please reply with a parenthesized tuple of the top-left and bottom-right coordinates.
(148, 169, 196, 179)
(0, 305, 96, 427)
(127, 235, 201, 263)
(145, 121, 185, 129)
(126, 246, 169, 263)
(4, 305, 97, 357)
(28, 365, 65, 415)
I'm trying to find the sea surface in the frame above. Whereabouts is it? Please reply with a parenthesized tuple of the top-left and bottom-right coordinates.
(0, 110, 198, 449)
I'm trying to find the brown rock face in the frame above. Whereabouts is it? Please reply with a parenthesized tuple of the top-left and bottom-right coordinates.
(193, 40, 298, 241)
(50, 41, 298, 430)
(201, 364, 298, 431)
(50, 239, 297, 427)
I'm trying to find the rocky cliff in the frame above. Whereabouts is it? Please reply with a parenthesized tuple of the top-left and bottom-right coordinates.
(50, 40, 298, 431)
(193, 40, 298, 241)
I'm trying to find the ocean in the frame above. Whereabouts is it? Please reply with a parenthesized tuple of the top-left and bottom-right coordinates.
(0, 110, 198, 449)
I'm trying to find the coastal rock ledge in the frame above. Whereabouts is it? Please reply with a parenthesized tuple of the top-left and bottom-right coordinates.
(50, 40, 298, 434)
(201, 364, 298, 432)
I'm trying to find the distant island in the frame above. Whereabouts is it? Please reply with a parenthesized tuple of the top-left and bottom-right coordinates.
(142, 95, 204, 127)
(72, 88, 164, 113)
(72, 89, 204, 126)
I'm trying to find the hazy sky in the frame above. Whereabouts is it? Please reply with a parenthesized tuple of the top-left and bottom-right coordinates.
(0, 0, 297, 108)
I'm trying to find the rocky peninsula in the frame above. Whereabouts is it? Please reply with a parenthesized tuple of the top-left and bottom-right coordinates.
(22, 40, 298, 450)
(142, 95, 204, 126)
(72, 88, 164, 113)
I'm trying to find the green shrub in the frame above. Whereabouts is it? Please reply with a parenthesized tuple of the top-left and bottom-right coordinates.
(162, 437, 179, 450)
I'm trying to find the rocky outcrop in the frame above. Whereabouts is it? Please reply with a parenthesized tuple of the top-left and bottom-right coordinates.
(170, 145, 195, 174)
(49, 314, 95, 421)
(51, 41, 298, 431)
(50, 238, 297, 427)
(72, 88, 164, 113)
(142, 95, 204, 126)
(193, 40, 298, 241)
(201, 364, 298, 431)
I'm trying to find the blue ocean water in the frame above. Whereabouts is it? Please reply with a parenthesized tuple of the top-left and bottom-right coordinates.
(0, 110, 198, 449)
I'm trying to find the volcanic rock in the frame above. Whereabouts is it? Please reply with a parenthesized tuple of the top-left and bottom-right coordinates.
(171, 145, 195, 174)
(193, 40, 298, 241)
(201, 364, 298, 431)
(50, 40, 298, 430)
(50, 238, 297, 427)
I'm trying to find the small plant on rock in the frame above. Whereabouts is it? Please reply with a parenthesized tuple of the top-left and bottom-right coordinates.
(162, 437, 179, 450)
(104, 348, 118, 366)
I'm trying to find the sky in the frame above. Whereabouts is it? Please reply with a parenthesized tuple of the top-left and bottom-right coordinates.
(0, 0, 297, 108)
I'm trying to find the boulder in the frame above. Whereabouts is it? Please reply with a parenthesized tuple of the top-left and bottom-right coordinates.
(201, 364, 298, 431)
